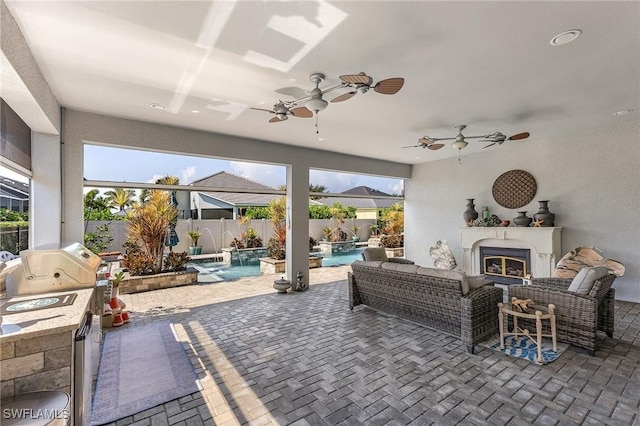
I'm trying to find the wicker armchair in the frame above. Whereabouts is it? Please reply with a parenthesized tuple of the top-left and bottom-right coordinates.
(509, 274, 616, 355)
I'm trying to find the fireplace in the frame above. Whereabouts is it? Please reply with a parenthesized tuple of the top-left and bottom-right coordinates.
(459, 227, 563, 280)
(480, 246, 530, 285)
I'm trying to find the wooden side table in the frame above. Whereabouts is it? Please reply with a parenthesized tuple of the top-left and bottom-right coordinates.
(498, 297, 557, 364)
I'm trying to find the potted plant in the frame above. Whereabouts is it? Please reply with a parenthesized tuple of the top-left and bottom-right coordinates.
(187, 229, 202, 255)
(350, 222, 362, 242)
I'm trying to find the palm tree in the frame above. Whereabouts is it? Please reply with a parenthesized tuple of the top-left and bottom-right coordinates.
(104, 188, 136, 212)
(84, 189, 109, 212)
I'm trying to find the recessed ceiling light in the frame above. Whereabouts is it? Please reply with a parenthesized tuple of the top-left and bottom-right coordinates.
(550, 29, 582, 46)
(150, 103, 167, 110)
(613, 109, 634, 116)
(191, 110, 200, 114)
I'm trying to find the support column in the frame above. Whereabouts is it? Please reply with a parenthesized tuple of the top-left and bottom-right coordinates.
(286, 163, 309, 289)
(31, 132, 62, 247)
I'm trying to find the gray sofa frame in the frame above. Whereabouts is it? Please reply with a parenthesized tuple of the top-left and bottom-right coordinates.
(348, 261, 504, 353)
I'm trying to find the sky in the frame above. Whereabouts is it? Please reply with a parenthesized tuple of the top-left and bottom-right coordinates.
(82, 145, 404, 194)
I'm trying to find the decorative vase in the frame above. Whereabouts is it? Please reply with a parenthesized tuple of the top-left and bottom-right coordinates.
(533, 200, 555, 227)
(513, 211, 532, 227)
(463, 199, 479, 224)
(482, 206, 490, 221)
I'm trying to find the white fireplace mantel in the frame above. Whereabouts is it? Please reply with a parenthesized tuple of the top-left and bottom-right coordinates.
(459, 227, 563, 278)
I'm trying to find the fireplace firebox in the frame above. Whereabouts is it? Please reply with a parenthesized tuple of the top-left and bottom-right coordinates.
(480, 246, 531, 285)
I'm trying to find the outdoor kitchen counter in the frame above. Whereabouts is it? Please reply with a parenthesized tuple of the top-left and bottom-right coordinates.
(0, 288, 94, 344)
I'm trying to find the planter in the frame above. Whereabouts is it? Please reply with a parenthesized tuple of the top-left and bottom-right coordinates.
(318, 241, 356, 254)
(385, 247, 405, 258)
(118, 268, 199, 294)
(259, 257, 323, 275)
(221, 247, 268, 264)
(188, 246, 202, 255)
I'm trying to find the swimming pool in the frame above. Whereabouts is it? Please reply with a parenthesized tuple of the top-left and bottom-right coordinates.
(189, 248, 364, 283)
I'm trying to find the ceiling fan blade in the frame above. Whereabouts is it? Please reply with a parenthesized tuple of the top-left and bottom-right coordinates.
(340, 73, 373, 85)
(374, 77, 405, 95)
(482, 142, 497, 149)
(427, 143, 444, 150)
(289, 106, 313, 118)
(251, 107, 275, 114)
(269, 116, 287, 123)
(331, 92, 356, 103)
(401, 144, 421, 149)
(508, 132, 530, 140)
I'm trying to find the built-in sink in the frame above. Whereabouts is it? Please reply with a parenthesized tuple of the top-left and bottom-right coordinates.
(0, 293, 77, 315)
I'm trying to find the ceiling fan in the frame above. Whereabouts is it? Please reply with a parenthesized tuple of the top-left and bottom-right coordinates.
(252, 72, 404, 124)
(403, 125, 530, 151)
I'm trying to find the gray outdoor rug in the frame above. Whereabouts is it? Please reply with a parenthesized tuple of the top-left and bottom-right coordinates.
(479, 334, 569, 365)
(91, 321, 200, 425)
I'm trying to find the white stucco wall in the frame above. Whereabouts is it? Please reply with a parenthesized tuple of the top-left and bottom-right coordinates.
(30, 132, 61, 248)
(405, 121, 640, 302)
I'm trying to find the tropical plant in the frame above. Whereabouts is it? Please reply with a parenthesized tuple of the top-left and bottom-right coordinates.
(266, 196, 286, 259)
(187, 229, 202, 247)
(381, 203, 404, 236)
(163, 251, 190, 272)
(309, 183, 328, 200)
(109, 270, 125, 288)
(329, 202, 348, 242)
(126, 190, 177, 274)
(322, 226, 332, 241)
(244, 206, 269, 219)
(84, 189, 120, 220)
(84, 223, 113, 254)
(122, 241, 154, 275)
(140, 175, 179, 204)
(244, 227, 263, 248)
(104, 187, 136, 212)
(379, 203, 404, 248)
(309, 236, 317, 251)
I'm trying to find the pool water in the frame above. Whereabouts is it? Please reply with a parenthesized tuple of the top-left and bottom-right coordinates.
(189, 248, 364, 283)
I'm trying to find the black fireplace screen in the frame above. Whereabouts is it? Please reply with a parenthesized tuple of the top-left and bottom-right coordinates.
(480, 247, 531, 285)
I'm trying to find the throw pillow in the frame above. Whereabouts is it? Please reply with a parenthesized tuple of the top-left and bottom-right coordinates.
(416, 267, 470, 295)
(380, 262, 419, 274)
(467, 275, 493, 290)
(567, 266, 609, 295)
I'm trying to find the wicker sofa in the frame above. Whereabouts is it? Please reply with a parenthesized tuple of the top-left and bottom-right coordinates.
(509, 274, 617, 355)
(348, 260, 504, 353)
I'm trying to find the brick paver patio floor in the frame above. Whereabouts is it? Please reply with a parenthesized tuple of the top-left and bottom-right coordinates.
(104, 265, 640, 425)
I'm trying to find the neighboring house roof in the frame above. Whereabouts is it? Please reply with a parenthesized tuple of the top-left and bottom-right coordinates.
(316, 186, 401, 209)
(190, 171, 280, 207)
(0, 177, 29, 200)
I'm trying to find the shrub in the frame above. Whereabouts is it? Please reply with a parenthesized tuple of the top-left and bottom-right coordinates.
(84, 223, 113, 254)
(163, 251, 190, 272)
(122, 241, 154, 276)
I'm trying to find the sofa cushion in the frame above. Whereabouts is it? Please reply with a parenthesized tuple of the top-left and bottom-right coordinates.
(362, 247, 388, 262)
(352, 260, 384, 268)
(467, 275, 493, 290)
(380, 262, 419, 274)
(568, 266, 609, 295)
(416, 267, 469, 295)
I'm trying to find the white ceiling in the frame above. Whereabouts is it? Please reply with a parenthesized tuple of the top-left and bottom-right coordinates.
(5, 1, 639, 164)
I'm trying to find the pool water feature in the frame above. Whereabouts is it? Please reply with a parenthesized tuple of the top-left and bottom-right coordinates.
(189, 248, 365, 283)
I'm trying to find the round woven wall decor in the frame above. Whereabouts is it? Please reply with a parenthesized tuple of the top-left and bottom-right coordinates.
(492, 170, 537, 209)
